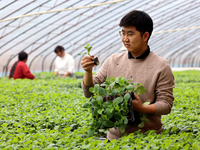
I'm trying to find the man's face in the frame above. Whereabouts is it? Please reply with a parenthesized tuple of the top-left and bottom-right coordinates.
(121, 26, 148, 54)
(56, 50, 64, 57)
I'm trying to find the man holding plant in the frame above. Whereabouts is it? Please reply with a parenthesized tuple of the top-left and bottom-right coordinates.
(81, 10, 175, 140)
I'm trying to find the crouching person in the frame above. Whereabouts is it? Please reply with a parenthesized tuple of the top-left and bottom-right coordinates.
(9, 51, 35, 79)
(54, 46, 75, 78)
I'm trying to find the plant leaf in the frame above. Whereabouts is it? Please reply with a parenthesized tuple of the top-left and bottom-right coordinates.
(126, 85, 134, 90)
(124, 117, 128, 124)
(110, 82, 115, 87)
(124, 93, 130, 101)
(99, 87, 106, 95)
(111, 89, 118, 95)
(143, 102, 150, 105)
(138, 122, 145, 128)
(82, 103, 90, 108)
(119, 124, 126, 133)
(85, 43, 90, 48)
(88, 128, 95, 136)
(89, 87, 94, 93)
(87, 47, 92, 54)
(113, 97, 123, 106)
(97, 109, 103, 114)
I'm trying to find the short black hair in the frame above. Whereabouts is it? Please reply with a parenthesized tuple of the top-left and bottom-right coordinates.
(54, 46, 64, 53)
(119, 10, 153, 39)
(18, 51, 28, 61)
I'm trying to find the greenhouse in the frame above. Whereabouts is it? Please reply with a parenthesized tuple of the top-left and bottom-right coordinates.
(0, 0, 200, 149)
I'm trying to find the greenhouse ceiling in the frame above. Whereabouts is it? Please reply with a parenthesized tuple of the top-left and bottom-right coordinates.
(0, 0, 200, 76)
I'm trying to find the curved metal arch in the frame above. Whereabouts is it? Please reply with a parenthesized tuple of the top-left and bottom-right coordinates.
(167, 39, 197, 66)
(0, 0, 126, 22)
(41, 0, 146, 71)
(186, 48, 200, 67)
(65, 0, 147, 55)
(1, 1, 36, 20)
(153, 24, 199, 59)
(28, 0, 113, 70)
(166, 32, 199, 67)
(175, 33, 199, 60)
(0, 0, 78, 56)
(152, 0, 191, 28)
(1, 0, 117, 51)
(154, 16, 200, 53)
(193, 52, 200, 67)
(76, 0, 200, 61)
(1, 0, 200, 76)
(2, 1, 89, 74)
(152, 29, 200, 63)
(151, 1, 199, 53)
(0, 0, 51, 47)
(43, 0, 196, 72)
(164, 29, 199, 60)
(2, 0, 97, 54)
(175, 39, 200, 67)
(33, 0, 133, 71)
(74, 5, 198, 61)
(4, 0, 172, 72)
(175, 43, 199, 67)
(0, 0, 51, 39)
(0, 1, 18, 12)
(191, 47, 200, 67)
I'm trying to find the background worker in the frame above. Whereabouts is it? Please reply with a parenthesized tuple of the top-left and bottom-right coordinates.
(9, 51, 35, 79)
(54, 45, 75, 78)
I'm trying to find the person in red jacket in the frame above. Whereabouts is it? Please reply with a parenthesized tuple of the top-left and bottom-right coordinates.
(8, 51, 35, 79)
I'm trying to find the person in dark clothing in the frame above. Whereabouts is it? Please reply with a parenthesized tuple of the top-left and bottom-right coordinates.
(9, 51, 35, 79)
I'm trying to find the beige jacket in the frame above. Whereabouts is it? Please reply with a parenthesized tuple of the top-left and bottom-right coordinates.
(82, 51, 175, 140)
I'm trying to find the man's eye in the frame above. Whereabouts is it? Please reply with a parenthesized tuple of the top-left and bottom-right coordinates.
(128, 33, 134, 36)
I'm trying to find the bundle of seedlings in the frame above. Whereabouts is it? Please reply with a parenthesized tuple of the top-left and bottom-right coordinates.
(83, 76, 150, 136)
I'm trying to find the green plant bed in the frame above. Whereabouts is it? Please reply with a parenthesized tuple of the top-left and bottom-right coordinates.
(0, 71, 199, 149)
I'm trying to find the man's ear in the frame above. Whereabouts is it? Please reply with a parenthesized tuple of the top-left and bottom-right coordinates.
(143, 32, 150, 42)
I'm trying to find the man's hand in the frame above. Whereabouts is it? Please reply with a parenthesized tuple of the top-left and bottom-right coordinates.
(55, 71, 58, 76)
(81, 56, 95, 87)
(81, 56, 95, 73)
(62, 72, 70, 78)
(132, 93, 145, 113)
(132, 93, 157, 114)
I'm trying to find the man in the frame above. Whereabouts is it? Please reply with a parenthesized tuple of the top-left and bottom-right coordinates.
(81, 10, 175, 140)
(54, 46, 75, 78)
(9, 51, 35, 79)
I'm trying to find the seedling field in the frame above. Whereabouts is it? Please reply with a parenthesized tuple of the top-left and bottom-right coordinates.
(0, 71, 199, 149)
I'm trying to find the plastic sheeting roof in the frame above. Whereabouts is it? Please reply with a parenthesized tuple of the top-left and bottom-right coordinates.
(0, 0, 200, 76)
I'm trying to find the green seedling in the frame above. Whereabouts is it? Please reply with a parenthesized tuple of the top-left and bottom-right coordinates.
(78, 43, 99, 66)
